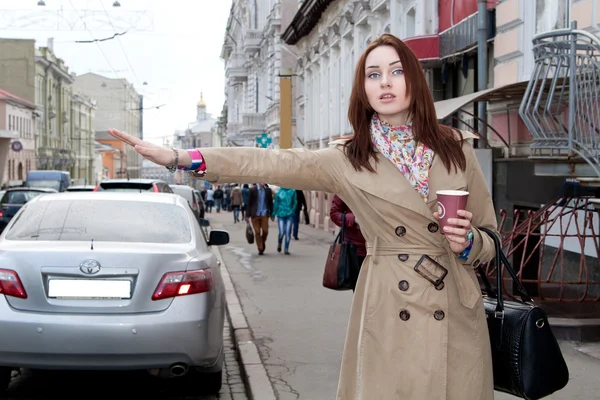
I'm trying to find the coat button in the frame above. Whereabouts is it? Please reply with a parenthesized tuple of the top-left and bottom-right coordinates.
(397, 254, 409, 262)
(398, 280, 410, 291)
(395, 226, 406, 237)
(433, 310, 445, 321)
(435, 282, 445, 291)
(399, 309, 410, 321)
(428, 222, 439, 233)
(473, 259, 481, 267)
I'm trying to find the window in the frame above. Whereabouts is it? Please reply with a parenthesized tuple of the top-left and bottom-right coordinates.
(405, 6, 416, 38)
(6, 199, 192, 243)
(535, 0, 569, 34)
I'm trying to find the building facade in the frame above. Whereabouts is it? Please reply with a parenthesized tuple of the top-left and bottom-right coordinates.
(94, 131, 126, 179)
(70, 92, 96, 184)
(73, 73, 143, 178)
(221, 0, 299, 148)
(0, 88, 36, 187)
(0, 38, 80, 174)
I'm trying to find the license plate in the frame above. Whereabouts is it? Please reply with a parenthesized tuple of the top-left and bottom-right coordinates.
(48, 279, 131, 299)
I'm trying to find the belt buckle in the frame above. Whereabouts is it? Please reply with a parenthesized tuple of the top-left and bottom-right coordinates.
(414, 255, 448, 288)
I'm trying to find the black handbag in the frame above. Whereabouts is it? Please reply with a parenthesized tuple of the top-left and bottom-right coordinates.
(322, 212, 360, 291)
(478, 227, 569, 400)
(245, 221, 255, 244)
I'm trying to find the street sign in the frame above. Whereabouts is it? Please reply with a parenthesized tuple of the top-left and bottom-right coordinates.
(256, 132, 272, 148)
(11, 141, 22, 152)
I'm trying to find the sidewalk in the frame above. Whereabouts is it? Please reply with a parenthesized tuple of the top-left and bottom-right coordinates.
(209, 211, 600, 399)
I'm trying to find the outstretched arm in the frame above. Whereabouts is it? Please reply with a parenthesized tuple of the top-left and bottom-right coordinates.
(107, 129, 345, 193)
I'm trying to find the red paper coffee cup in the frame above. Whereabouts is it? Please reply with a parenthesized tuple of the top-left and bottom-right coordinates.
(436, 190, 469, 232)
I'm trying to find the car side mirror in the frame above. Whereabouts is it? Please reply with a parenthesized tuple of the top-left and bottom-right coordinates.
(198, 218, 210, 227)
(208, 230, 229, 246)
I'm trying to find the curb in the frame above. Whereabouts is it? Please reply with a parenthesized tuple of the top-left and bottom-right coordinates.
(212, 246, 277, 400)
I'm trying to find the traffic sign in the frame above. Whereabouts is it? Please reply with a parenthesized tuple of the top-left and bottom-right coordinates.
(256, 132, 272, 148)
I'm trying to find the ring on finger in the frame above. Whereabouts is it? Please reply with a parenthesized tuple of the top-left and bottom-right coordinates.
(465, 230, 474, 241)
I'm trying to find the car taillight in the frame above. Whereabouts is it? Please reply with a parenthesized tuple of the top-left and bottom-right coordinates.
(0, 210, 3, 217)
(152, 269, 213, 301)
(93, 184, 100, 192)
(0, 269, 27, 299)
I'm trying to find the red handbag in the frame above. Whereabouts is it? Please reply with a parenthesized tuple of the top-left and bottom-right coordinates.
(322, 212, 360, 290)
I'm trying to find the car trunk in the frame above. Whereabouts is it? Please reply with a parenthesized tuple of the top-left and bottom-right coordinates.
(1, 241, 201, 314)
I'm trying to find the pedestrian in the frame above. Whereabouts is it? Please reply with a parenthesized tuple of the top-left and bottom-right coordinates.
(272, 187, 297, 255)
(230, 184, 243, 223)
(108, 33, 498, 400)
(291, 189, 308, 240)
(213, 185, 224, 213)
(330, 194, 366, 290)
(245, 183, 273, 255)
(241, 184, 250, 219)
(205, 186, 214, 213)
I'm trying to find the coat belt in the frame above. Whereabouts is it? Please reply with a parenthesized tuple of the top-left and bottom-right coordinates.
(364, 236, 480, 309)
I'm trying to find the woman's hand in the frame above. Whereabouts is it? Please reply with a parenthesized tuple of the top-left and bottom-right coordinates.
(432, 210, 473, 254)
(107, 129, 191, 167)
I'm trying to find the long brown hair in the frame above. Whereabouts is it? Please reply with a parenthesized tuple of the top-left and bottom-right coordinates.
(345, 34, 466, 173)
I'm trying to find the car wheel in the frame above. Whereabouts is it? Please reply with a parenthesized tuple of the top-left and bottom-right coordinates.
(0, 368, 12, 392)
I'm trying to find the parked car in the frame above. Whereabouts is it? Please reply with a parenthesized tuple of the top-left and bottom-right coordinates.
(169, 184, 205, 219)
(0, 188, 57, 233)
(66, 185, 95, 192)
(0, 192, 229, 394)
(94, 179, 173, 193)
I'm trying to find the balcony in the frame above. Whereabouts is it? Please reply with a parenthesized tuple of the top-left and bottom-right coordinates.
(519, 23, 600, 179)
(243, 29, 262, 54)
(241, 113, 265, 136)
(226, 122, 242, 137)
(226, 53, 248, 82)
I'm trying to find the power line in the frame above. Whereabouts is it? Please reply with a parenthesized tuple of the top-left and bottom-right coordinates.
(75, 30, 128, 43)
(67, 0, 120, 79)
(99, 0, 143, 90)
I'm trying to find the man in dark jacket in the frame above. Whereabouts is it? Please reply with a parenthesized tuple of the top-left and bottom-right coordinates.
(292, 189, 309, 240)
(246, 183, 273, 255)
(330, 194, 366, 289)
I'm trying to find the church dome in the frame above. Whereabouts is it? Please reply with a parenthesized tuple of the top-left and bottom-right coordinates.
(197, 92, 206, 108)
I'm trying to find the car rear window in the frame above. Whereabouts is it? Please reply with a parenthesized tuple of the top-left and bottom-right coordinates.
(98, 182, 154, 192)
(5, 199, 191, 243)
(1, 190, 46, 205)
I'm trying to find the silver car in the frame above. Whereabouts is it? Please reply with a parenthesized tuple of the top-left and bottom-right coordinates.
(0, 192, 229, 394)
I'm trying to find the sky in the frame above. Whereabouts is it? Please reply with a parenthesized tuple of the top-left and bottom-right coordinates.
(0, 0, 232, 145)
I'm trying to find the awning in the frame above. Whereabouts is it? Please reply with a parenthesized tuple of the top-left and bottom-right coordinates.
(434, 81, 530, 119)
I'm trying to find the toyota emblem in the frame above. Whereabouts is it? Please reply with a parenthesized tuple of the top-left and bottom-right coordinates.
(79, 260, 101, 274)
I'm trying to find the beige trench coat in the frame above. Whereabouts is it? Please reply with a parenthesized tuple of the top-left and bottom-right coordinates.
(198, 131, 497, 400)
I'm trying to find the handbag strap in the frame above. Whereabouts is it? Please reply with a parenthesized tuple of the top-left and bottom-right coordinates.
(339, 211, 347, 243)
(477, 227, 533, 313)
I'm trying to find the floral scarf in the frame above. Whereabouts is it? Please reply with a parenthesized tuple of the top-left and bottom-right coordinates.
(370, 114, 435, 202)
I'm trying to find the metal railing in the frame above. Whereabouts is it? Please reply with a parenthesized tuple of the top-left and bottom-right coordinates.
(519, 21, 600, 177)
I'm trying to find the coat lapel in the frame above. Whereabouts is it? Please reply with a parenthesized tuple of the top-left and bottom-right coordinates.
(346, 152, 436, 221)
(345, 130, 477, 221)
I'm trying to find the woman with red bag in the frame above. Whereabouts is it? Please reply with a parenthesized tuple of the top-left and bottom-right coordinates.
(330, 195, 366, 286)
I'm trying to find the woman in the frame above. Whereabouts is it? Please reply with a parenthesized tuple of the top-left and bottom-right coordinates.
(241, 183, 250, 219)
(108, 34, 497, 400)
(272, 187, 297, 255)
(230, 184, 243, 223)
(330, 194, 366, 290)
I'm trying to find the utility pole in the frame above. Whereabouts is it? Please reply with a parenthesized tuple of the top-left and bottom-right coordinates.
(279, 68, 293, 150)
(477, 0, 488, 147)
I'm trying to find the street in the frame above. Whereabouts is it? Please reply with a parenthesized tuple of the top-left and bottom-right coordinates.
(2, 297, 247, 400)
(211, 211, 600, 400)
